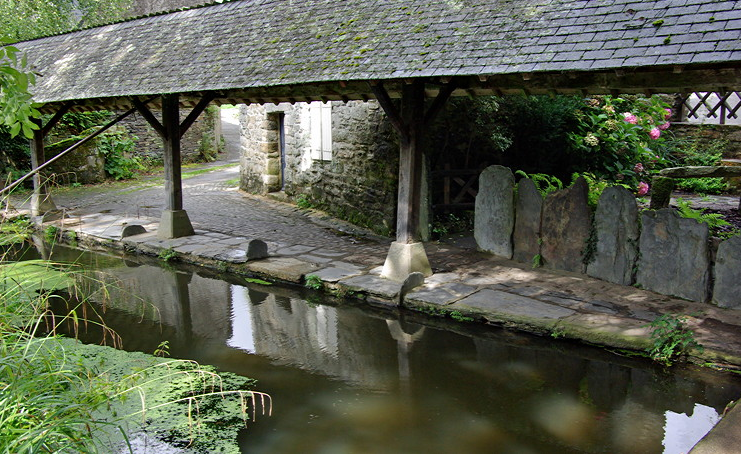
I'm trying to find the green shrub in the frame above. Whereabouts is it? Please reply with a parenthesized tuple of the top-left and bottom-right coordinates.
(97, 131, 142, 180)
(304, 274, 323, 290)
(647, 314, 703, 365)
(675, 177, 727, 195)
(568, 95, 674, 188)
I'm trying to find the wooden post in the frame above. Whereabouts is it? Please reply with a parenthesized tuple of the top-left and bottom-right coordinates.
(30, 122, 57, 216)
(370, 79, 455, 281)
(158, 93, 194, 238)
(396, 81, 426, 243)
(162, 94, 183, 211)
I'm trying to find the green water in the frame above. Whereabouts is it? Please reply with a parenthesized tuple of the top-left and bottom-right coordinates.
(30, 242, 741, 453)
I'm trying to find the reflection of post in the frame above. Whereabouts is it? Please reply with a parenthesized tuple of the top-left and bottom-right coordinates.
(170, 271, 193, 346)
(32, 235, 51, 260)
(386, 320, 425, 392)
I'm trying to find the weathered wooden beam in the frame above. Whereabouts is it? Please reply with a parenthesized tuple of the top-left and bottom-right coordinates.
(162, 94, 183, 211)
(396, 80, 426, 244)
(132, 96, 166, 138)
(29, 120, 55, 215)
(5, 106, 138, 200)
(370, 82, 408, 137)
(179, 92, 216, 138)
(423, 80, 456, 126)
(41, 101, 74, 136)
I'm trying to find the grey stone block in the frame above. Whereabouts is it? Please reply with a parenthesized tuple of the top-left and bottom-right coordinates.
(474, 165, 515, 258)
(540, 177, 591, 273)
(713, 235, 741, 309)
(512, 177, 543, 264)
(243, 239, 269, 260)
(121, 224, 147, 239)
(636, 209, 710, 302)
(587, 186, 639, 285)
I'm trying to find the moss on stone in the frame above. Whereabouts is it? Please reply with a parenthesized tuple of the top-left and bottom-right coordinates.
(649, 176, 674, 209)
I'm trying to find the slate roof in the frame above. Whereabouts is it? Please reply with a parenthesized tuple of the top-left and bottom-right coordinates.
(15, 0, 741, 107)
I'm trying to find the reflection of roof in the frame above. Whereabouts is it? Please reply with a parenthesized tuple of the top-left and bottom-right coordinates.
(16, 0, 741, 109)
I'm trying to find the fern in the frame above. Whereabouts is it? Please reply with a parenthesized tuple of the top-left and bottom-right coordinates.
(515, 170, 563, 196)
(675, 198, 731, 233)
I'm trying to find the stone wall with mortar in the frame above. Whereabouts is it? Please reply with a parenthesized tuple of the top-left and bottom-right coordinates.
(671, 123, 741, 161)
(475, 165, 741, 308)
(239, 101, 398, 236)
(119, 109, 219, 163)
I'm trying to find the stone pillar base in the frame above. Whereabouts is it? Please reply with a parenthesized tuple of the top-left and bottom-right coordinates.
(158, 209, 194, 239)
(31, 192, 57, 217)
(381, 241, 432, 282)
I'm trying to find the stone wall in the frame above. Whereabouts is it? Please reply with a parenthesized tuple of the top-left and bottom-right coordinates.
(119, 108, 218, 163)
(671, 123, 741, 160)
(239, 101, 399, 236)
(475, 165, 740, 307)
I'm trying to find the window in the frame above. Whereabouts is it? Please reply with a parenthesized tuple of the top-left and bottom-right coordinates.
(310, 101, 332, 160)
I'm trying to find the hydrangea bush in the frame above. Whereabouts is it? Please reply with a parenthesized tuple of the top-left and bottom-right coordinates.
(569, 95, 675, 193)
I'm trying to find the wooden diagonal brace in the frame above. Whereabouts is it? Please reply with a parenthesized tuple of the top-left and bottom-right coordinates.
(370, 81, 408, 138)
(41, 101, 74, 137)
(423, 80, 457, 126)
(179, 93, 216, 138)
(132, 96, 166, 138)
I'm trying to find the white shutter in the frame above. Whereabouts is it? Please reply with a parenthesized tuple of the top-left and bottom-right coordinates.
(321, 103, 332, 161)
(309, 102, 322, 160)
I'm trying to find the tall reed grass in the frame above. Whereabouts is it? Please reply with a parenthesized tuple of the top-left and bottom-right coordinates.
(0, 216, 270, 453)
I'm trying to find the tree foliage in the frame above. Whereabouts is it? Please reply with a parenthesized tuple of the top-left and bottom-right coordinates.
(0, 42, 40, 138)
(0, 0, 134, 42)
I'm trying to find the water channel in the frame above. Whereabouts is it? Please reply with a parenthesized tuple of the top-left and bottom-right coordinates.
(26, 242, 741, 453)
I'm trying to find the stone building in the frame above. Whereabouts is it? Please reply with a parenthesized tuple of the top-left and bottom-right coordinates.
(239, 101, 399, 236)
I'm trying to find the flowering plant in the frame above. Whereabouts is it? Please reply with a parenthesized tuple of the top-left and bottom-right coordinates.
(569, 95, 674, 192)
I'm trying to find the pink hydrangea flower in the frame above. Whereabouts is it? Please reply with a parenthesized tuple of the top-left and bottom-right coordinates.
(659, 121, 670, 130)
(623, 112, 638, 124)
(634, 163, 644, 173)
(637, 181, 650, 196)
(649, 127, 661, 140)
(664, 108, 673, 120)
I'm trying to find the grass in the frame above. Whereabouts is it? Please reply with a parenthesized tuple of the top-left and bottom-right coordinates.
(0, 219, 271, 452)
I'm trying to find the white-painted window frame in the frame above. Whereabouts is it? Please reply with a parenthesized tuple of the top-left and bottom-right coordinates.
(310, 101, 333, 161)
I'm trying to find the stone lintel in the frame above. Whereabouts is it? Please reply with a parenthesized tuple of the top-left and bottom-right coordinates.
(380, 241, 432, 282)
(659, 166, 741, 178)
(158, 209, 195, 239)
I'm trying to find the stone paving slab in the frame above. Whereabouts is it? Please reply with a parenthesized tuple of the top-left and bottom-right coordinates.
(296, 254, 333, 264)
(451, 289, 577, 325)
(311, 266, 364, 283)
(405, 283, 477, 307)
(247, 257, 319, 283)
(338, 274, 402, 303)
(173, 243, 216, 255)
(556, 313, 652, 350)
(277, 245, 316, 255)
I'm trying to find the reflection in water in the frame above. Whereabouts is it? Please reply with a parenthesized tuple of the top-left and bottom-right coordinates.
(663, 404, 720, 453)
(40, 244, 741, 454)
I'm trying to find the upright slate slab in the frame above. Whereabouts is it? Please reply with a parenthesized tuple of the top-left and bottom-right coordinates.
(713, 235, 741, 309)
(540, 177, 591, 273)
(474, 165, 515, 259)
(587, 186, 639, 285)
(636, 209, 710, 302)
(512, 178, 543, 264)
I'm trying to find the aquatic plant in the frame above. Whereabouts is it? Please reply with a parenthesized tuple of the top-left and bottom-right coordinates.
(646, 314, 703, 365)
(304, 274, 323, 290)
